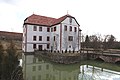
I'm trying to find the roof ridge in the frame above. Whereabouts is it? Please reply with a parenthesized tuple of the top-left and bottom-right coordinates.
(24, 14, 74, 26)
(31, 14, 57, 19)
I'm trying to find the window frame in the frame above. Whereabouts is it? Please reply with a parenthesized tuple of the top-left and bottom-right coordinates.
(39, 27, 42, 31)
(33, 25, 37, 31)
(33, 44, 36, 49)
(68, 36, 73, 41)
(54, 27, 56, 31)
(70, 26, 72, 31)
(64, 25, 67, 31)
(39, 36, 42, 41)
(47, 36, 50, 41)
(47, 44, 50, 49)
(33, 36, 37, 41)
(54, 36, 55, 41)
(47, 27, 50, 32)
(74, 27, 77, 32)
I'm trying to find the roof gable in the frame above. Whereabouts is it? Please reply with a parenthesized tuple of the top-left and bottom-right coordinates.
(24, 14, 80, 26)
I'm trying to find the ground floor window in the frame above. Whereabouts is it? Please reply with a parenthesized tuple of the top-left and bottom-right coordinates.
(33, 44, 36, 49)
(47, 44, 50, 49)
(68, 36, 73, 41)
(38, 45, 43, 51)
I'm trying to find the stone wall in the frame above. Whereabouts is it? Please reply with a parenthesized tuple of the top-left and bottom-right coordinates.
(0, 40, 22, 50)
(35, 51, 88, 64)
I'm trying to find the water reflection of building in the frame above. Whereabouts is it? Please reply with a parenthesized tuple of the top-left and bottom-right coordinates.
(23, 55, 79, 80)
(79, 65, 120, 80)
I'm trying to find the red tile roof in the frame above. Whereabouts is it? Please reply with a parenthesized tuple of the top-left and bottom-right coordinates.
(24, 14, 76, 26)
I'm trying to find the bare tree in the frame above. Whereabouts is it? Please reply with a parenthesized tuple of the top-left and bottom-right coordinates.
(103, 35, 116, 49)
(89, 35, 101, 50)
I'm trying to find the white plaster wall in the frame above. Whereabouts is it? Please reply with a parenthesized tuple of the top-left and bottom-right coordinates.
(51, 24, 60, 51)
(25, 25, 51, 52)
(61, 17, 80, 51)
(22, 25, 26, 52)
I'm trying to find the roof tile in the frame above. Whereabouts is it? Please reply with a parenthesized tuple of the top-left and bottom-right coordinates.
(24, 14, 73, 26)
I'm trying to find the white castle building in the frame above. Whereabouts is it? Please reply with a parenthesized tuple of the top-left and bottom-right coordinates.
(22, 14, 81, 52)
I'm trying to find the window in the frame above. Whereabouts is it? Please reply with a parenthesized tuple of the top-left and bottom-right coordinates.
(32, 76, 36, 80)
(33, 26, 37, 31)
(39, 36, 42, 41)
(69, 17, 72, 23)
(33, 44, 36, 49)
(68, 36, 73, 41)
(33, 36, 36, 41)
(64, 25, 67, 31)
(32, 66, 36, 71)
(51, 28, 53, 32)
(47, 44, 50, 49)
(47, 36, 50, 41)
(54, 27, 56, 31)
(38, 65, 41, 70)
(46, 74, 49, 78)
(39, 27, 42, 31)
(33, 57, 36, 63)
(70, 26, 72, 31)
(54, 36, 55, 41)
(47, 27, 50, 32)
(46, 64, 49, 70)
(74, 27, 77, 32)
(38, 75, 41, 80)
(38, 58, 42, 62)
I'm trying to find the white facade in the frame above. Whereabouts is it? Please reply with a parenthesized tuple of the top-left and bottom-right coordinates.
(22, 14, 81, 52)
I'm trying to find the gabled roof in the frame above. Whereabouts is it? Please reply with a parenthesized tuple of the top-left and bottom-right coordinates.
(24, 14, 80, 26)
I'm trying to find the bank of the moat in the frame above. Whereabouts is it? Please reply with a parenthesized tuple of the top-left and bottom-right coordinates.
(24, 49, 120, 64)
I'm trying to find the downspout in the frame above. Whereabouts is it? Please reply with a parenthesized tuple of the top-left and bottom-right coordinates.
(60, 23, 62, 52)
(25, 25, 27, 52)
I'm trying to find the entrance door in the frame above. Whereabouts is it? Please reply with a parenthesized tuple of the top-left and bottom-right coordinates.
(38, 45, 42, 51)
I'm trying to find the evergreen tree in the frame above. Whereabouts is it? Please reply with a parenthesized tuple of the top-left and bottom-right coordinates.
(85, 35, 90, 48)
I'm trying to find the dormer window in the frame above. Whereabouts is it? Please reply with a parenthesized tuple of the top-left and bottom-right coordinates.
(69, 17, 72, 23)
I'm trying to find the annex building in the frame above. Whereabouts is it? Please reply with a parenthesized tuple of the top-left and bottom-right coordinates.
(22, 14, 81, 52)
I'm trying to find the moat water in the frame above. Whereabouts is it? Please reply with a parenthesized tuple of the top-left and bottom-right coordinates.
(22, 55, 120, 80)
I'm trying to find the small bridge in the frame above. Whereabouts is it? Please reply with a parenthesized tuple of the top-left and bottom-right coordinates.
(81, 49, 120, 63)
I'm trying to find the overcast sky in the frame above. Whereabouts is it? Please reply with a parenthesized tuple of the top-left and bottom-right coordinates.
(0, 0, 120, 41)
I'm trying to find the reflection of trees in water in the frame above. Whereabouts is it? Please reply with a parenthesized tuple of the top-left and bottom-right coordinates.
(0, 40, 21, 80)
